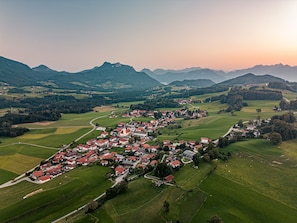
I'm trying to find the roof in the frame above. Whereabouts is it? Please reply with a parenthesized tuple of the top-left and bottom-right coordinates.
(170, 160, 181, 167)
(183, 150, 196, 157)
(164, 174, 174, 182)
(115, 166, 125, 174)
(38, 175, 51, 182)
(33, 170, 44, 178)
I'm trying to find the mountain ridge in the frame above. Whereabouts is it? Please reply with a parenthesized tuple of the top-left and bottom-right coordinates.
(0, 56, 161, 91)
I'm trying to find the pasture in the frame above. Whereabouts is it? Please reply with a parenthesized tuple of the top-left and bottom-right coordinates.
(94, 177, 207, 223)
(0, 165, 112, 223)
(80, 139, 297, 223)
(158, 99, 285, 141)
(0, 169, 18, 184)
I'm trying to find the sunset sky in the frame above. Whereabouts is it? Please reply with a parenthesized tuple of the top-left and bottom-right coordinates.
(1, 0, 297, 72)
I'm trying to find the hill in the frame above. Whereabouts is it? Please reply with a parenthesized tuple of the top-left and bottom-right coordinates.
(0, 56, 44, 86)
(53, 62, 161, 91)
(0, 56, 161, 91)
(217, 73, 286, 87)
(169, 79, 215, 88)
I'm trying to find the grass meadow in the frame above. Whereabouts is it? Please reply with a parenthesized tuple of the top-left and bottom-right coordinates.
(0, 165, 112, 223)
(77, 139, 297, 223)
(158, 99, 285, 141)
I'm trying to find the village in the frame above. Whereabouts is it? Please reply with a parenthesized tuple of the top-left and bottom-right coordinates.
(29, 107, 261, 185)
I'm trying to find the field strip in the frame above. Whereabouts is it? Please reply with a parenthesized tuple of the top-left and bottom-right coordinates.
(0, 142, 59, 150)
(116, 188, 167, 216)
(23, 188, 44, 199)
(188, 193, 208, 223)
(219, 174, 297, 211)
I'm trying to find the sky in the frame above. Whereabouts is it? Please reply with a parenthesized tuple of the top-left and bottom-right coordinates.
(1, 0, 297, 72)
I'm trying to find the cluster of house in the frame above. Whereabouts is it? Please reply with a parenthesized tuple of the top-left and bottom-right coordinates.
(122, 109, 207, 120)
(174, 99, 193, 105)
(226, 121, 262, 140)
(30, 109, 211, 184)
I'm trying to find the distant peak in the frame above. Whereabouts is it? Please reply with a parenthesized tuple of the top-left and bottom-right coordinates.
(102, 62, 122, 68)
(113, 62, 122, 68)
(32, 64, 55, 72)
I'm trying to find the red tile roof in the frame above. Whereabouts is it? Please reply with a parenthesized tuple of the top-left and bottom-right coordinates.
(164, 174, 174, 182)
(33, 170, 44, 178)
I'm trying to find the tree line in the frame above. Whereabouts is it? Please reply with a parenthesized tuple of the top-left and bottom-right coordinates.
(130, 98, 181, 110)
(260, 113, 297, 145)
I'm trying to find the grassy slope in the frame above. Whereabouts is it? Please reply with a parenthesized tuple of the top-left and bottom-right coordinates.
(0, 165, 112, 223)
(82, 139, 297, 223)
(158, 99, 285, 141)
(194, 173, 297, 223)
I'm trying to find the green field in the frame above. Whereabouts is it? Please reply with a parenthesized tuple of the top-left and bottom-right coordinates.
(0, 165, 112, 223)
(158, 99, 285, 141)
(0, 169, 18, 184)
(1, 96, 296, 222)
(75, 139, 297, 223)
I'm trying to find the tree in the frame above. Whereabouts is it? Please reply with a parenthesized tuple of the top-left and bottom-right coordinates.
(218, 137, 229, 148)
(155, 162, 172, 178)
(202, 153, 211, 162)
(85, 201, 99, 213)
(238, 119, 243, 128)
(192, 153, 200, 166)
(163, 200, 170, 213)
(270, 132, 282, 145)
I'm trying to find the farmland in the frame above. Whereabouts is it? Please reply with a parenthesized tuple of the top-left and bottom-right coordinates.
(79, 139, 297, 223)
(0, 165, 112, 223)
(0, 92, 296, 223)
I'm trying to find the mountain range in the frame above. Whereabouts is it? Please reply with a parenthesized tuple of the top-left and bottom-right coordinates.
(142, 68, 226, 84)
(0, 56, 160, 91)
(143, 64, 297, 83)
(0, 56, 296, 91)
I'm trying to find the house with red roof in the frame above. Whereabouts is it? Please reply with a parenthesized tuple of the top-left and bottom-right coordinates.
(169, 160, 181, 168)
(32, 170, 45, 180)
(164, 174, 174, 183)
(99, 131, 109, 138)
(119, 128, 131, 137)
(119, 138, 129, 146)
(38, 175, 51, 183)
(115, 166, 126, 176)
(150, 160, 158, 166)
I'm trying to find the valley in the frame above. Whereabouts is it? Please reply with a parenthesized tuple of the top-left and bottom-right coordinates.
(1, 57, 297, 222)
(1, 86, 297, 222)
